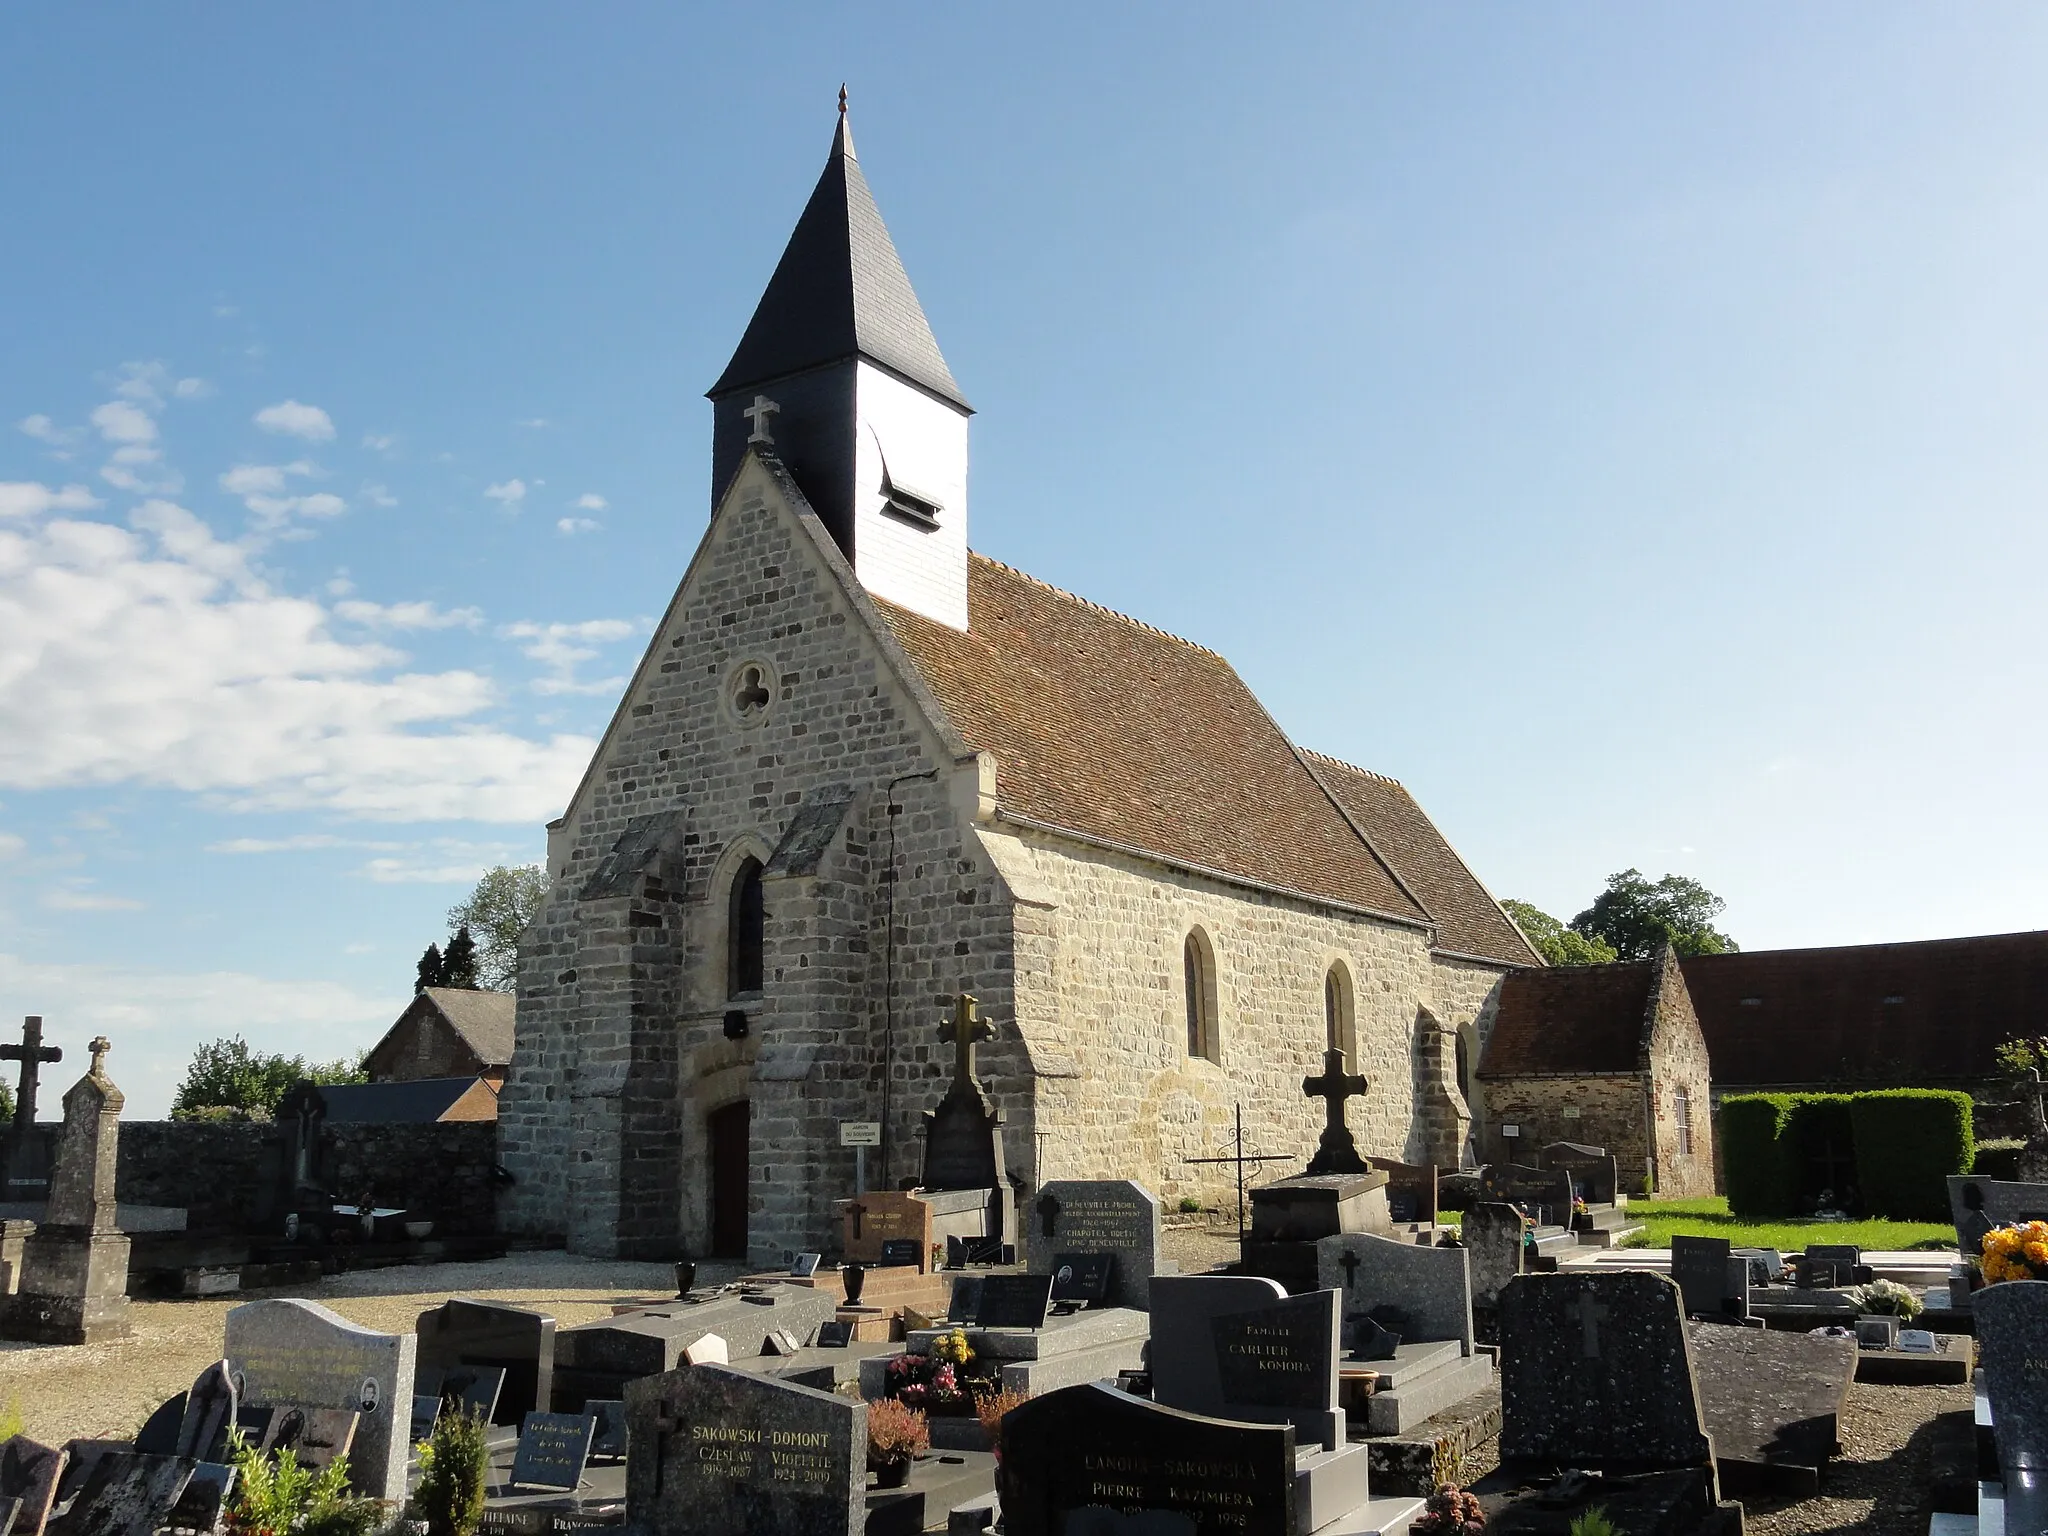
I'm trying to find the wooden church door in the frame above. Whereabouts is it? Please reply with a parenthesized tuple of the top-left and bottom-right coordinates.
(708, 1100, 751, 1257)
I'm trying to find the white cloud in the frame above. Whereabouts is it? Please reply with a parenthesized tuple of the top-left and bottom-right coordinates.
(557, 517, 601, 536)
(515, 418, 550, 429)
(91, 400, 157, 445)
(360, 855, 495, 884)
(0, 831, 23, 859)
(220, 461, 315, 497)
(484, 479, 526, 507)
(220, 463, 342, 529)
(208, 833, 360, 854)
(362, 433, 396, 453)
(0, 482, 101, 519)
(334, 598, 483, 631)
(499, 617, 641, 695)
(19, 415, 78, 452)
(44, 888, 145, 912)
(361, 483, 397, 508)
(0, 500, 594, 820)
(574, 493, 607, 511)
(0, 950, 401, 1118)
(173, 377, 209, 400)
(254, 400, 336, 442)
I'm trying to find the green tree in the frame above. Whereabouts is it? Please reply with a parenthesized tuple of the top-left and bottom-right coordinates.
(0, 1078, 15, 1125)
(1502, 900, 1620, 967)
(170, 1038, 367, 1120)
(1570, 869, 1738, 961)
(447, 864, 551, 992)
(415, 942, 446, 995)
(440, 926, 480, 990)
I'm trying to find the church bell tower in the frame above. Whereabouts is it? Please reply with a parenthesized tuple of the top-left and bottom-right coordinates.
(707, 96, 973, 630)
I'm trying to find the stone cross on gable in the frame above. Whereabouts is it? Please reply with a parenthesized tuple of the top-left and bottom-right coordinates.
(743, 394, 780, 445)
(1302, 1048, 1371, 1176)
(940, 993, 994, 1090)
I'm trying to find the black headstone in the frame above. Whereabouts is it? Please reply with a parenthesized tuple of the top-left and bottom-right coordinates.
(947, 1276, 984, 1324)
(999, 1382, 1295, 1536)
(1211, 1295, 1335, 1409)
(585, 1399, 627, 1460)
(1671, 1237, 1735, 1320)
(133, 1395, 186, 1457)
(509, 1412, 596, 1492)
(415, 1298, 555, 1427)
(976, 1274, 1053, 1330)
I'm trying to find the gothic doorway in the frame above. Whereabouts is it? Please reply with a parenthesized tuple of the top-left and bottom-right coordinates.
(708, 1100, 751, 1257)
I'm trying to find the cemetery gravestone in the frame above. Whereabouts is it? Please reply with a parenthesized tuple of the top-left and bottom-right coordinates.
(1461, 1202, 1526, 1310)
(1366, 1156, 1439, 1226)
(878, 1238, 922, 1268)
(224, 1297, 415, 1502)
(0, 1439, 66, 1536)
(44, 1452, 195, 1536)
(624, 1363, 862, 1536)
(1805, 1245, 1870, 1285)
(975, 1273, 1053, 1330)
(510, 1412, 596, 1492)
(1671, 1238, 1746, 1322)
(1974, 1280, 2048, 1473)
(415, 1298, 555, 1427)
(1149, 1275, 1342, 1449)
(427, 1365, 506, 1426)
(166, 1462, 236, 1535)
(1498, 1272, 1713, 1475)
(1477, 1164, 1574, 1225)
(999, 1381, 1295, 1536)
(1686, 1322, 1857, 1497)
(1048, 1254, 1113, 1308)
(175, 1362, 238, 1463)
(585, 1400, 627, 1460)
(1539, 1142, 1620, 1206)
(1315, 1232, 1474, 1351)
(5, 1040, 131, 1346)
(261, 1408, 359, 1474)
(1949, 1177, 2048, 1256)
(946, 1276, 983, 1324)
(1026, 1181, 1163, 1308)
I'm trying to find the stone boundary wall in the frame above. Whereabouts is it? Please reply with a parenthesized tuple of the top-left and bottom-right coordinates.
(112, 1120, 500, 1236)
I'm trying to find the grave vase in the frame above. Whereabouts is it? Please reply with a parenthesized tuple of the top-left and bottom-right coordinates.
(868, 1453, 912, 1489)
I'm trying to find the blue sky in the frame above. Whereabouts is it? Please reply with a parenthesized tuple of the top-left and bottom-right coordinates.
(3, 7, 2045, 1114)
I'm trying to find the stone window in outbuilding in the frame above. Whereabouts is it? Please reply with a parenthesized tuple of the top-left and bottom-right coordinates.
(1324, 962, 1355, 1067)
(1184, 929, 1219, 1064)
(1675, 1086, 1693, 1156)
(728, 857, 765, 998)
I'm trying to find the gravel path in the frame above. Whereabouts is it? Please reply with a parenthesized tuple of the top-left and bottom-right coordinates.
(0, 1252, 720, 1446)
(1743, 1378, 1972, 1536)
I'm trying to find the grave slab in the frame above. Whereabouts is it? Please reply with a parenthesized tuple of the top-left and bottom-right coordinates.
(224, 1296, 414, 1502)
(552, 1287, 839, 1408)
(44, 1452, 194, 1536)
(1686, 1320, 1855, 1497)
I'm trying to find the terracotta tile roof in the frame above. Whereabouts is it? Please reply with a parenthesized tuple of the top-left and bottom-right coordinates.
(1477, 961, 1655, 1077)
(1680, 931, 2048, 1086)
(1302, 752, 1541, 967)
(876, 556, 1430, 926)
(422, 987, 517, 1068)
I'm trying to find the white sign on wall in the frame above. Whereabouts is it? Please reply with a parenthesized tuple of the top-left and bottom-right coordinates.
(1501, 1124, 1521, 1138)
(839, 1121, 882, 1148)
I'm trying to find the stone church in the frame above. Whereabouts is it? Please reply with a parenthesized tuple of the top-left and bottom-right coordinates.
(497, 106, 1541, 1263)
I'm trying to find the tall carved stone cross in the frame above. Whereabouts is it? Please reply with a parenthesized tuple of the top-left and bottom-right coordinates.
(1577, 1289, 1610, 1358)
(939, 993, 993, 1089)
(1302, 1048, 1370, 1176)
(2, 1016, 62, 1128)
(88, 1036, 111, 1077)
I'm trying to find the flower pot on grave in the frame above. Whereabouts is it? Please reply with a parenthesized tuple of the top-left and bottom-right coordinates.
(869, 1454, 912, 1489)
(674, 1260, 697, 1298)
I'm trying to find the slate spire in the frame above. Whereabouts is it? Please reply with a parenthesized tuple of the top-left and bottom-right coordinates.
(707, 102, 968, 410)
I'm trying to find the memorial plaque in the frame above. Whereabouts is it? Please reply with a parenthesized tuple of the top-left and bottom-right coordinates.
(625, 1364, 862, 1536)
(815, 1321, 852, 1349)
(1671, 1237, 1734, 1319)
(789, 1253, 821, 1278)
(585, 1400, 627, 1460)
(1000, 1382, 1294, 1536)
(976, 1273, 1053, 1330)
(509, 1412, 596, 1492)
(437, 1365, 507, 1426)
(1151, 1276, 1342, 1451)
(838, 1193, 933, 1268)
(879, 1239, 922, 1268)
(947, 1276, 984, 1324)
(1049, 1254, 1114, 1307)
(1498, 1272, 1712, 1474)
(1212, 1295, 1335, 1408)
(415, 1298, 555, 1426)
(260, 1408, 359, 1474)
(225, 1298, 413, 1501)
(1027, 1181, 1163, 1309)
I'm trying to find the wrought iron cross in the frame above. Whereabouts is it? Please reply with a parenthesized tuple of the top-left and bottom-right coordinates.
(1, 1016, 62, 1129)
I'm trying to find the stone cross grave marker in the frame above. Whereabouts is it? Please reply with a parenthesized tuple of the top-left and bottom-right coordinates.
(921, 993, 1008, 1199)
(415, 1297, 554, 1427)
(624, 1362, 862, 1536)
(1498, 1271, 1713, 1476)
(1302, 1048, 1371, 1176)
(1461, 1202, 1526, 1310)
(0, 1017, 60, 1198)
(1316, 1231, 1474, 1355)
(225, 1297, 415, 1502)
(6, 1043, 131, 1345)
(999, 1381, 1296, 1536)
(1149, 1274, 1343, 1451)
(1974, 1279, 2048, 1475)
(1025, 1179, 1163, 1309)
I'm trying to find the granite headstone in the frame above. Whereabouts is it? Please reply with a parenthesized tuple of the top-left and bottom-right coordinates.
(1461, 1202, 1526, 1310)
(1477, 1164, 1573, 1224)
(175, 1362, 237, 1463)
(975, 1273, 1053, 1330)
(1497, 1271, 1713, 1475)
(415, 1298, 555, 1427)
(1670, 1237, 1749, 1323)
(999, 1382, 1295, 1536)
(224, 1297, 414, 1502)
(1975, 1280, 2048, 1472)
(1027, 1181, 1163, 1309)
(0, 1439, 66, 1536)
(1149, 1275, 1342, 1450)
(624, 1363, 863, 1536)
(1949, 1176, 2048, 1256)
(1315, 1231, 1473, 1351)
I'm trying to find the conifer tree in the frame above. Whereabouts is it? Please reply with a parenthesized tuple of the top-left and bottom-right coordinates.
(416, 943, 446, 994)
(440, 926, 480, 990)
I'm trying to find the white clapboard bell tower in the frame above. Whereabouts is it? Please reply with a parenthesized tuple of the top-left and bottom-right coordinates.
(706, 93, 972, 630)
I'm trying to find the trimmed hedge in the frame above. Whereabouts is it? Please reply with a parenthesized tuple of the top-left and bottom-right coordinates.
(1721, 1088, 1975, 1219)
(1848, 1089, 1974, 1221)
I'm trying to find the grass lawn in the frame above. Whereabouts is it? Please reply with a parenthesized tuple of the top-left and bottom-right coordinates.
(1615, 1196, 1954, 1252)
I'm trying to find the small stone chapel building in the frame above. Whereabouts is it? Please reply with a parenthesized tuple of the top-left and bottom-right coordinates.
(497, 107, 1540, 1263)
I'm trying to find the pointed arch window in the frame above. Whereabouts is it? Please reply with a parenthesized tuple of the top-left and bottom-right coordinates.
(1324, 962, 1356, 1067)
(728, 857, 765, 998)
(1184, 929, 1219, 1064)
